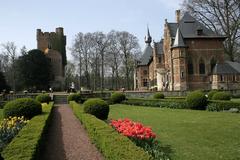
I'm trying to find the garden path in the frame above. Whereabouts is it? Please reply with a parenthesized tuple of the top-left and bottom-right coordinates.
(39, 104, 103, 160)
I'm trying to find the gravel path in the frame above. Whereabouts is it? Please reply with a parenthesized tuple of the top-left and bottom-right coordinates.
(40, 104, 104, 160)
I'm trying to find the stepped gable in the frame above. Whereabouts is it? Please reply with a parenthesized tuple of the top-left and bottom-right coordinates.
(154, 39, 164, 55)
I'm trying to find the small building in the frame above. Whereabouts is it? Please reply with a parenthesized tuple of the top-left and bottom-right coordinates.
(135, 10, 240, 91)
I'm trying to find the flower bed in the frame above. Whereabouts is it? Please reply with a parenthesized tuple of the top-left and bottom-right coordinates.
(111, 118, 169, 160)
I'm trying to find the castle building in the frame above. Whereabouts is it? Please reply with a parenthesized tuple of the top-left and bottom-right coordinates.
(135, 10, 240, 91)
(37, 27, 67, 90)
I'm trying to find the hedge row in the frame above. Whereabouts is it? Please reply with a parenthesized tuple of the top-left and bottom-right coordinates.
(122, 98, 187, 109)
(122, 98, 240, 112)
(207, 100, 240, 112)
(70, 101, 151, 160)
(2, 102, 54, 160)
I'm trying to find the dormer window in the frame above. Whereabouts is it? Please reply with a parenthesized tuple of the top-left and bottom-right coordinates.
(196, 28, 203, 35)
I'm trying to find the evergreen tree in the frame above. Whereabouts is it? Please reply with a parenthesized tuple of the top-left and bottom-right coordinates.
(16, 49, 51, 91)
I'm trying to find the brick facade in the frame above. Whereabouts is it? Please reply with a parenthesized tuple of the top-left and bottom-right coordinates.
(135, 11, 240, 91)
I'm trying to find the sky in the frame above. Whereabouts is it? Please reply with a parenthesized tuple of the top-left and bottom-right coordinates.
(0, 0, 181, 59)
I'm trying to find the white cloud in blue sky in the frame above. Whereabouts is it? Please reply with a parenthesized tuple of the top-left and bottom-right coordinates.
(0, 0, 182, 59)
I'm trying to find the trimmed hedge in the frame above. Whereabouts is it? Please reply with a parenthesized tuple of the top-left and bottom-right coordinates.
(153, 93, 165, 99)
(83, 98, 109, 120)
(70, 101, 151, 160)
(36, 94, 51, 103)
(3, 98, 42, 119)
(186, 91, 207, 110)
(212, 92, 231, 101)
(67, 93, 81, 103)
(122, 98, 187, 109)
(207, 90, 218, 100)
(2, 102, 54, 160)
(110, 92, 126, 104)
(207, 100, 240, 111)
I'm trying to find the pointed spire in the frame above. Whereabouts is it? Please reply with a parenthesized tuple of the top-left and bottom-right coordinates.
(172, 27, 186, 48)
(145, 26, 152, 45)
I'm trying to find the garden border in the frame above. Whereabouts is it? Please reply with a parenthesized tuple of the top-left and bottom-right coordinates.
(70, 101, 152, 160)
(1, 102, 54, 160)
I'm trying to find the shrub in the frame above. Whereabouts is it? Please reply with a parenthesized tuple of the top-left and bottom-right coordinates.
(122, 98, 187, 109)
(153, 93, 165, 99)
(36, 94, 51, 103)
(3, 98, 42, 119)
(110, 92, 126, 104)
(207, 90, 218, 100)
(207, 100, 240, 111)
(186, 91, 207, 110)
(212, 92, 231, 101)
(67, 93, 81, 103)
(83, 98, 109, 120)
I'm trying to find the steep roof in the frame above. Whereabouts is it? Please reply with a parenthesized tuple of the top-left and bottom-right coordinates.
(138, 45, 153, 65)
(172, 28, 186, 48)
(226, 61, 240, 73)
(167, 12, 226, 39)
(213, 62, 240, 75)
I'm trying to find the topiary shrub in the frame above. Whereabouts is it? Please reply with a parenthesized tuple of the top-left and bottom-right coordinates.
(35, 94, 51, 103)
(207, 90, 218, 100)
(186, 91, 207, 110)
(212, 92, 231, 101)
(153, 92, 165, 99)
(110, 92, 126, 104)
(83, 98, 109, 120)
(67, 93, 81, 103)
(3, 98, 42, 119)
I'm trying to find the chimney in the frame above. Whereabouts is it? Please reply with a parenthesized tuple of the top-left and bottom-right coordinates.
(176, 10, 181, 23)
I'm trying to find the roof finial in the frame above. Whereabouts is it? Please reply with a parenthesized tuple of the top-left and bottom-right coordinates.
(145, 25, 152, 44)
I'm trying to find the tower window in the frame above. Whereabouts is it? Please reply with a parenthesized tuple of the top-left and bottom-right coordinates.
(181, 71, 184, 79)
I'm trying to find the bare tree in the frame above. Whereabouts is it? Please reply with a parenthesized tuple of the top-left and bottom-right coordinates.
(117, 31, 141, 90)
(183, 0, 240, 61)
(106, 30, 122, 90)
(71, 32, 94, 91)
(1, 42, 17, 91)
(92, 32, 109, 92)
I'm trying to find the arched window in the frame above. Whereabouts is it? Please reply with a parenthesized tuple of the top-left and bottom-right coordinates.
(188, 58, 194, 74)
(210, 58, 217, 73)
(199, 58, 205, 74)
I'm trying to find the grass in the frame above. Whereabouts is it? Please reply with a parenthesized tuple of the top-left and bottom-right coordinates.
(232, 98, 240, 102)
(109, 104, 240, 160)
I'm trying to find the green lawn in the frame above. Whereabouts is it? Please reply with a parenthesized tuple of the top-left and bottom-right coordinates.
(109, 104, 240, 160)
(232, 98, 240, 102)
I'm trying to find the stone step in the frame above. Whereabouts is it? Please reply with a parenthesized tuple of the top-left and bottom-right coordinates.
(53, 95, 68, 104)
